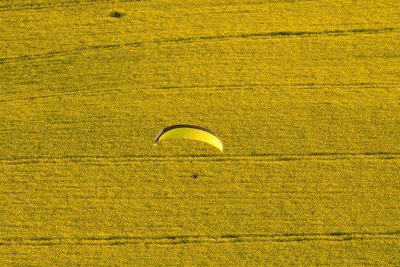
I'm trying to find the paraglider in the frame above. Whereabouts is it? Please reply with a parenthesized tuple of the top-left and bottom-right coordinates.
(154, 124, 223, 151)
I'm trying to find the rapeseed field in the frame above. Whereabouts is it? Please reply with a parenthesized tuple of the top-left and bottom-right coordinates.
(0, 0, 399, 265)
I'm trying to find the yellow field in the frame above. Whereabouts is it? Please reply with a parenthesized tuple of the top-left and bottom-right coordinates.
(1, 0, 400, 265)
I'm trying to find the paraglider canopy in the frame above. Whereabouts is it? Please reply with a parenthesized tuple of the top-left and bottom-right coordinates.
(154, 124, 223, 152)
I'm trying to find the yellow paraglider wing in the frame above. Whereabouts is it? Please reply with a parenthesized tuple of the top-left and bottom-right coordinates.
(154, 124, 223, 152)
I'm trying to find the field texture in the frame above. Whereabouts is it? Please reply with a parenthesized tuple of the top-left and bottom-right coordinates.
(1, 0, 400, 265)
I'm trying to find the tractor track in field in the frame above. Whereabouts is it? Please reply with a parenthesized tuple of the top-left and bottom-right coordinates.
(0, 0, 146, 12)
(0, 231, 399, 246)
(0, 82, 398, 105)
(1, 152, 400, 165)
(0, 27, 397, 65)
